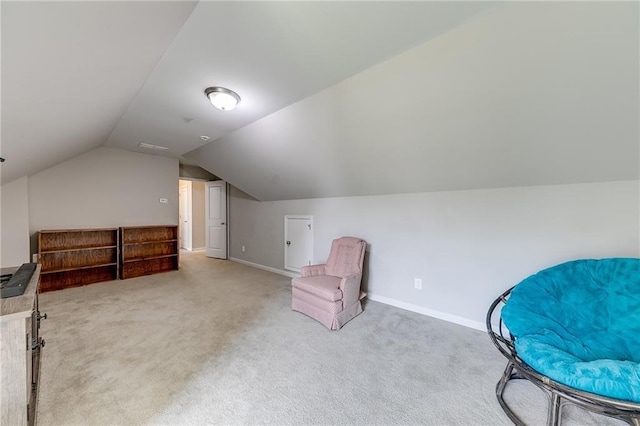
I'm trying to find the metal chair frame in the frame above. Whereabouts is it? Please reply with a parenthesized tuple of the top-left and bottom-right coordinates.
(487, 286, 640, 426)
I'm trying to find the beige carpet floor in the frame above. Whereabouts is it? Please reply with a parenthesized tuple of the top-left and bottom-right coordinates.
(36, 252, 623, 425)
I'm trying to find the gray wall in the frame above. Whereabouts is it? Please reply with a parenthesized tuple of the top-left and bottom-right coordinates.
(1, 176, 31, 267)
(179, 164, 218, 181)
(29, 147, 178, 254)
(229, 180, 640, 329)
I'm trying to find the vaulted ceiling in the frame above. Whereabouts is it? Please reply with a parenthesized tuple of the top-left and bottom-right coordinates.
(2, 2, 638, 201)
(1, 1, 197, 183)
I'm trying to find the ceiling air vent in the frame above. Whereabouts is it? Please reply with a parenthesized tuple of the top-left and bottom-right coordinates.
(138, 142, 169, 151)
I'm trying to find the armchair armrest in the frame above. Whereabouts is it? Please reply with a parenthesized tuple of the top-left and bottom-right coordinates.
(301, 264, 326, 278)
(340, 273, 363, 307)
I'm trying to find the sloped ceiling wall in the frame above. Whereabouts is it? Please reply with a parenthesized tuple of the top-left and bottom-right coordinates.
(0, 1, 197, 184)
(185, 2, 639, 201)
(103, 1, 495, 161)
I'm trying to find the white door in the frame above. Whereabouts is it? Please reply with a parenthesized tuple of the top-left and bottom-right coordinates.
(205, 181, 227, 259)
(179, 183, 191, 250)
(284, 215, 313, 272)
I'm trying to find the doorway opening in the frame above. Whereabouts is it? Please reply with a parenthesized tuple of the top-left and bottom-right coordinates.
(178, 180, 207, 252)
(205, 181, 228, 259)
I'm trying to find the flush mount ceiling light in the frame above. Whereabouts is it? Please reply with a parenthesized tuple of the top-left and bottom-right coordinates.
(205, 87, 240, 111)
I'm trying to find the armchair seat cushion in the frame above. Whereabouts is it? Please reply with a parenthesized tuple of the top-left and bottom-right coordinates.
(292, 287, 343, 315)
(292, 275, 342, 302)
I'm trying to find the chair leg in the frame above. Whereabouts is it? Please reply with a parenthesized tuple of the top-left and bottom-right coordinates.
(494, 361, 638, 426)
(496, 361, 514, 400)
(495, 362, 526, 426)
(547, 392, 562, 426)
(627, 416, 640, 426)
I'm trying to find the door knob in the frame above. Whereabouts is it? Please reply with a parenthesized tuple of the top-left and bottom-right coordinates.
(286, 241, 291, 246)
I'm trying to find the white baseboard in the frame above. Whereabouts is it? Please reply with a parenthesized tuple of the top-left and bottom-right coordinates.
(366, 293, 486, 332)
(181, 247, 205, 253)
(229, 257, 485, 331)
(229, 257, 299, 278)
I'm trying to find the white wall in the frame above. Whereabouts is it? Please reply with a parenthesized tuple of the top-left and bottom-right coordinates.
(29, 147, 178, 253)
(229, 180, 640, 329)
(0, 176, 31, 267)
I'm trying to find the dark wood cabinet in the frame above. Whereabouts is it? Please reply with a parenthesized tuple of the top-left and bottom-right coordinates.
(38, 229, 119, 292)
(119, 225, 179, 279)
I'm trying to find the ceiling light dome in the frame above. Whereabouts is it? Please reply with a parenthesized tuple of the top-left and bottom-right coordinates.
(205, 86, 240, 111)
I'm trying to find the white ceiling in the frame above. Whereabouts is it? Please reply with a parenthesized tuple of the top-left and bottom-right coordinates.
(103, 1, 495, 160)
(1, 1, 494, 185)
(2, 2, 638, 201)
(186, 2, 640, 200)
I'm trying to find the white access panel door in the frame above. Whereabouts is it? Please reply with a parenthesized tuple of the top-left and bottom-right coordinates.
(284, 215, 313, 273)
(205, 181, 227, 259)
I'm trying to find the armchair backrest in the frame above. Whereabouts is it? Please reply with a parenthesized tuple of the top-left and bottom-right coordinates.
(325, 237, 366, 278)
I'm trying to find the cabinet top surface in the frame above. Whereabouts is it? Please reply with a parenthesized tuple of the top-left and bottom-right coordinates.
(1, 264, 40, 319)
(40, 228, 118, 233)
(120, 225, 178, 229)
(1, 266, 20, 275)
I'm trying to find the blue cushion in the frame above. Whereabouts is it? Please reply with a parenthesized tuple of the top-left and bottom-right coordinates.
(501, 258, 640, 402)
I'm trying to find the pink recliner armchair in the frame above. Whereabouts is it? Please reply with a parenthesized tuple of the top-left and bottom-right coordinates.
(291, 236, 367, 330)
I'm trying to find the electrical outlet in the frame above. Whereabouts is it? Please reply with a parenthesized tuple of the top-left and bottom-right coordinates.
(242, 245, 246, 252)
(414, 278, 423, 290)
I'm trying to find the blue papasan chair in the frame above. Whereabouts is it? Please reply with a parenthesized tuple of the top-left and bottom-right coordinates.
(487, 258, 640, 426)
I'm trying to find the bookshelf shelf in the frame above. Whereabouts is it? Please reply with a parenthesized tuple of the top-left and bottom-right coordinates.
(38, 228, 119, 292)
(119, 226, 179, 279)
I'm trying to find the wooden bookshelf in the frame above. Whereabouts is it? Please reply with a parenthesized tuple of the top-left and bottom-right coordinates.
(38, 228, 119, 292)
(119, 225, 179, 279)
